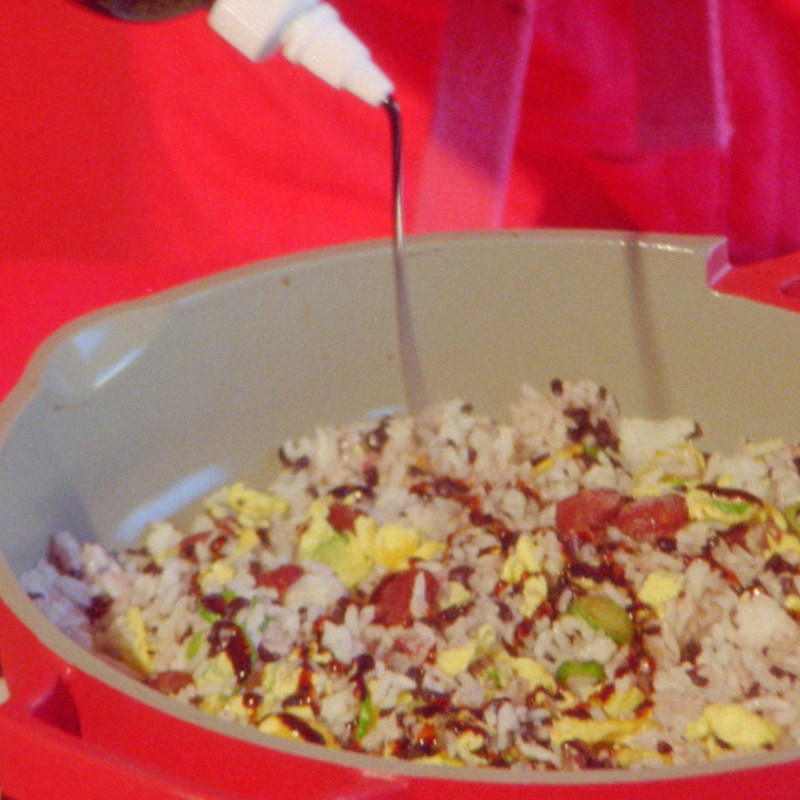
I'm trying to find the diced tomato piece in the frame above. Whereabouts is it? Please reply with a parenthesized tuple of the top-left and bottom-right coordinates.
(146, 670, 193, 695)
(178, 531, 211, 561)
(327, 502, 359, 533)
(254, 564, 304, 598)
(371, 569, 439, 627)
(555, 488, 625, 546)
(615, 494, 689, 541)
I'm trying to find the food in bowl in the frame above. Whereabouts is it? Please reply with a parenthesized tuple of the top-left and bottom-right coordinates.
(22, 380, 800, 771)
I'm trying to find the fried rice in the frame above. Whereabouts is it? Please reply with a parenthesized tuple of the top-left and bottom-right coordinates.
(21, 380, 800, 771)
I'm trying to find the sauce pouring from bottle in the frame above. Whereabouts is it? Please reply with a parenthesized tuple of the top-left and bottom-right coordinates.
(384, 96, 427, 415)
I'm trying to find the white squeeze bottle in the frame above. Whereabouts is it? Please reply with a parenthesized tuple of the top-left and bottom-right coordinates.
(209, 0, 393, 106)
(71, 0, 394, 106)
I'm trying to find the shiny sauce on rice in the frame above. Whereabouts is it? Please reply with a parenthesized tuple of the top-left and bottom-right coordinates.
(24, 381, 800, 771)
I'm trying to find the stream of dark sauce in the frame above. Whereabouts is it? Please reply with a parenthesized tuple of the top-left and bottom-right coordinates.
(384, 96, 427, 416)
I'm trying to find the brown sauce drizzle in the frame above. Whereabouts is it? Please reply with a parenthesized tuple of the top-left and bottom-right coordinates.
(384, 96, 426, 415)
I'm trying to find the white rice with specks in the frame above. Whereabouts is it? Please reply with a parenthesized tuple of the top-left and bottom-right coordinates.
(21, 381, 800, 771)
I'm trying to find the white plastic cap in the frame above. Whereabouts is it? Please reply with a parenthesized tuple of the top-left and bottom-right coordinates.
(208, 0, 394, 106)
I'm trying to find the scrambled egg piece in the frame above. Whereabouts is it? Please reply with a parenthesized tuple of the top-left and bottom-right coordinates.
(619, 417, 699, 474)
(603, 687, 646, 719)
(501, 533, 544, 585)
(520, 575, 548, 617)
(198, 560, 236, 593)
(496, 651, 557, 693)
(370, 521, 421, 571)
(686, 488, 764, 526)
(616, 745, 671, 768)
(143, 521, 181, 565)
(453, 730, 488, 764)
(550, 715, 650, 747)
(685, 704, 782, 750)
(231, 526, 260, 560)
(766, 529, 800, 558)
(194, 651, 236, 693)
(442, 581, 473, 609)
(258, 712, 337, 745)
(298, 501, 372, 589)
(102, 606, 153, 674)
(784, 595, 800, 613)
(225, 483, 289, 526)
(437, 624, 496, 678)
(201, 693, 252, 723)
(298, 500, 439, 588)
(260, 659, 303, 707)
(638, 570, 683, 616)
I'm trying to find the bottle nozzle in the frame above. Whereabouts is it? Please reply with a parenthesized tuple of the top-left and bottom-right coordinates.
(208, 0, 393, 106)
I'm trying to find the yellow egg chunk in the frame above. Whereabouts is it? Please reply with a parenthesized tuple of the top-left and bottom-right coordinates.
(198, 693, 228, 716)
(454, 730, 488, 764)
(784, 595, 800, 613)
(258, 712, 337, 745)
(415, 539, 445, 562)
(497, 652, 557, 693)
(260, 660, 302, 707)
(194, 651, 236, 693)
(226, 483, 289, 526)
(685, 704, 783, 750)
(616, 746, 671, 767)
(442, 581, 473, 609)
(143, 521, 181, 565)
(639, 570, 683, 616)
(520, 574, 548, 617)
(686, 488, 764, 526)
(437, 644, 475, 678)
(501, 533, 543, 585)
(550, 716, 650, 747)
(199, 560, 236, 593)
(372, 522, 419, 571)
(103, 606, 153, 674)
(437, 624, 496, 678)
(231, 526, 260, 560)
(298, 501, 372, 588)
(603, 687, 646, 719)
(215, 694, 254, 724)
(767, 530, 800, 558)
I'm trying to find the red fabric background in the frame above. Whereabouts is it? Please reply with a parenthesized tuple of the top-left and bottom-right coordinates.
(2, 0, 800, 399)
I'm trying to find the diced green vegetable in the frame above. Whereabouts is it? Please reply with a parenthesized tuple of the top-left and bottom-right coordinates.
(785, 501, 800, 535)
(484, 666, 502, 689)
(185, 630, 205, 661)
(711, 498, 753, 517)
(567, 595, 633, 645)
(555, 659, 606, 688)
(583, 444, 600, 461)
(198, 603, 221, 624)
(355, 694, 374, 740)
